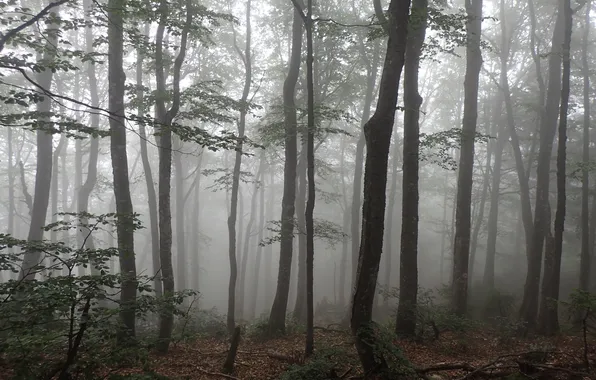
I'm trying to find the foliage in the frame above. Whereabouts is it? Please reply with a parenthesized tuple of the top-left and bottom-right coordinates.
(246, 314, 305, 341)
(259, 218, 347, 248)
(0, 214, 194, 379)
(420, 127, 492, 170)
(172, 307, 228, 340)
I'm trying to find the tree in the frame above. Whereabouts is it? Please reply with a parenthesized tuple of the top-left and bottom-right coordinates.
(268, 1, 302, 335)
(537, 0, 572, 335)
(154, 0, 192, 352)
(520, 0, 565, 328)
(451, 0, 483, 316)
(350, 0, 411, 372)
(228, 0, 252, 332)
(395, 0, 427, 337)
(108, 0, 137, 340)
(19, 2, 60, 281)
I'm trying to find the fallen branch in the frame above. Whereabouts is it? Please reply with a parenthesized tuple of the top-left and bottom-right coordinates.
(196, 368, 239, 380)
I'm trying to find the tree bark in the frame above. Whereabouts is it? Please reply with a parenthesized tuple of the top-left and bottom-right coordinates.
(293, 139, 307, 322)
(538, 0, 571, 336)
(520, 0, 564, 328)
(395, 0, 427, 337)
(136, 23, 161, 297)
(350, 0, 410, 373)
(174, 137, 187, 292)
(108, 0, 137, 340)
(19, 3, 59, 281)
(249, 151, 266, 320)
(579, 0, 591, 293)
(451, 0, 483, 316)
(154, 0, 191, 352)
(228, 0, 252, 332)
(383, 132, 400, 308)
(268, 3, 302, 335)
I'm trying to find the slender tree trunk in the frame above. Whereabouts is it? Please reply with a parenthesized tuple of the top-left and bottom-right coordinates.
(19, 4, 60, 280)
(50, 136, 67, 244)
(579, 0, 591, 293)
(136, 23, 161, 297)
(154, 0, 191, 352)
(520, 1, 564, 328)
(451, 0, 483, 316)
(350, 0, 410, 372)
(268, 4, 302, 335)
(249, 151, 267, 319)
(174, 137, 187, 291)
(293, 139, 307, 322)
(395, 0, 427, 337)
(538, 0, 571, 335)
(383, 132, 399, 307)
(108, 0, 137, 340)
(228, 0, 252, 332)
(78, 0, 101, 274)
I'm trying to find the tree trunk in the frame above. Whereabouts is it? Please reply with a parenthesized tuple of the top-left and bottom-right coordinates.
(108, 0, 137, 340)
(538, 0, 571, 336)
(174, 137, 187, 291)
(303, 0, 316, 356)
(350, 0, 410, 373)
(383, 132, 400, 308)
(136, 23, 161, 297)
(19, 3, 59, 280)
(579, 0, 591, 293)
(154, 0, 191, 352)
(351, 42, 381, 295)
(78, 0, 101, 273)
(395, 0, 427, 337)
(249, 151, 267, 319)
(268, 4, 302, 335)
(451, 0, 483, 316)
(228, 0, 252, 332)
(520, 0, 564, 328)
(293, 139, 307, 322)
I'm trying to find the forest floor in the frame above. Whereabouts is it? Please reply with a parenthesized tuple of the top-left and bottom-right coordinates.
(112, 327, 595, 379)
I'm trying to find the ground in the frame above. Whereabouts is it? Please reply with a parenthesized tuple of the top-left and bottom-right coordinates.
(109, 328, 595, 379)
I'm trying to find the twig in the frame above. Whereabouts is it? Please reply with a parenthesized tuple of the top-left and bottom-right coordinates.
(339, 367, 353, 379)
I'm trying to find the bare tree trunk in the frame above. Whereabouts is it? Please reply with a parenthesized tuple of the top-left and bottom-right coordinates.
(351, 0, 410, 372)
(228, 0, 252, 332)
(293, 139, 307, 322)
(520, 0, 564, 328)
(350, 42, 381, 294)
(108, 0, 137, 340)
(20, 4, 59, 280)
(154, 0, 191, 352)
(136, 23, 161, 297)
(249, 151, 266, 319)
(538, 0, 571, 335)
(50, 136, 67, 245)
(579, 0, 591, 293)
(268, 3, 302, 335)
(78, 0, 101, 274)
(174, 137, 187, 291)
(451, 0, 483, 316)
(383, 132, 399, 308)
(395, 0, 427, 337)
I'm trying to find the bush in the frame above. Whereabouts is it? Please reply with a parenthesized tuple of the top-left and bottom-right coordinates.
(279, 347, 354, 380)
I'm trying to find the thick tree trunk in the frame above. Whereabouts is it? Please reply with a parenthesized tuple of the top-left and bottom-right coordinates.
(108, 0, 137, 340)
(20, 4, 59, 280)
(538, 0, 571, 336)
(579, 0, 591, 293)
(136, 23, 161, 297)
(351, 42, 381, 296)
(395, 0, 427, 337)
(350, 0, 410, 373)
(520, 1, 564, 328)
(268, 4, 302, 335)
(451, 0, 483, 316)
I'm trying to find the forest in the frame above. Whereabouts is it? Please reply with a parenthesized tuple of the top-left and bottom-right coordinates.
(0, 0, 595, 378)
